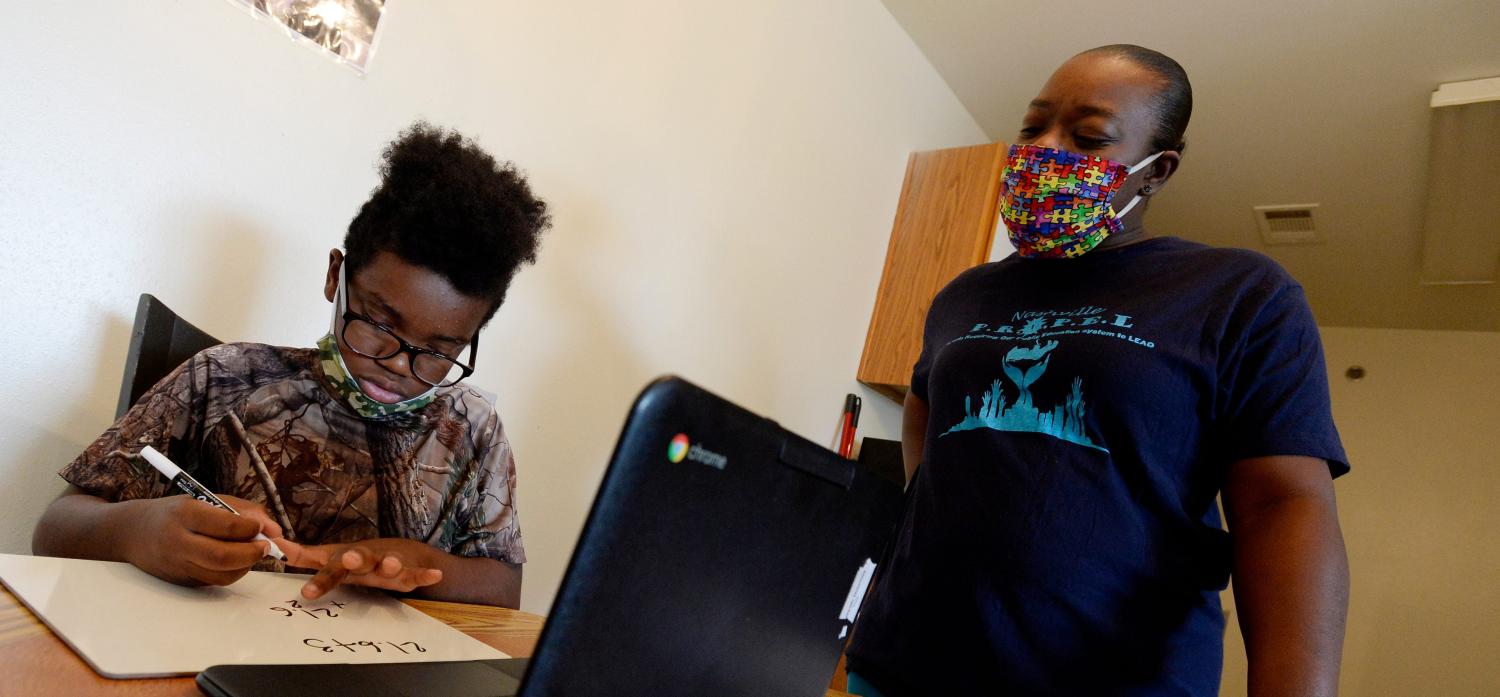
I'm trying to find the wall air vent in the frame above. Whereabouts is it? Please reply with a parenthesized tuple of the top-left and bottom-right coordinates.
(1253, 204, 1322, 245)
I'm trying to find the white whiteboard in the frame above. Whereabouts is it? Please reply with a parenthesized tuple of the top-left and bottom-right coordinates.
(0, 553, 508, 678)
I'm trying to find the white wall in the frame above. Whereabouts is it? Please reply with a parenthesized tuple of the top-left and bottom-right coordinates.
(0, 1, 985, 613)
(1220, 327, 1500, 695)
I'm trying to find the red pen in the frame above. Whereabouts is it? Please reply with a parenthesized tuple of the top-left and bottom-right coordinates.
(834, 394, 854, 455)
(838, 394, 861, 458)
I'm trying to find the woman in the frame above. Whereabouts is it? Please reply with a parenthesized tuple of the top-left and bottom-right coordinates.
(845, 45, 1349, 696)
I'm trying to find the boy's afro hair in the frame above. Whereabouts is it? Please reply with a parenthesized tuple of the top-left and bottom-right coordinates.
(344, 121, 550, 321)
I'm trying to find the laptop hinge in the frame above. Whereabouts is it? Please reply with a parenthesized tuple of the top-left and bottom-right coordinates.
(777, 438, 855, 489)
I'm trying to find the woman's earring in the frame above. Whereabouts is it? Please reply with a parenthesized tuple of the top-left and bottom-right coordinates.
(1141, 185, 1155, 195)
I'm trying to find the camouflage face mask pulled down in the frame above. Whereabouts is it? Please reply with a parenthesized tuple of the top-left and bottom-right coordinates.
(317, 261, 437, 421)
(316, 333, 437, 421)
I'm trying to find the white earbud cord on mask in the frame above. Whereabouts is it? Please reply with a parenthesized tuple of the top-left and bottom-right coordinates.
(1113, 151, 1164, 219)
(331, 261, 346, 335)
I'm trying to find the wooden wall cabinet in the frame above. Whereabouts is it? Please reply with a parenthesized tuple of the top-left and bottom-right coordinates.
(857, 142, 1009, 403)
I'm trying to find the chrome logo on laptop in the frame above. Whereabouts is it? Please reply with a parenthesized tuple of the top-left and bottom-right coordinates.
(668, 434, 691, 463)
(667, 433, 728, 470)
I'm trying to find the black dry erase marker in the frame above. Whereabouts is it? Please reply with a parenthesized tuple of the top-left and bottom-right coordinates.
(139, 446, 285, 560)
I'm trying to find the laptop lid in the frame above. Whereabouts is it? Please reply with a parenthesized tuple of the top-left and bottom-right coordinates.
(518, 376, 903, 697)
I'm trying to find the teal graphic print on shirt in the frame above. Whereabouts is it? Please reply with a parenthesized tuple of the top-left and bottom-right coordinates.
(937, 306, 1163, 453)
(942, 338, 1106, 452)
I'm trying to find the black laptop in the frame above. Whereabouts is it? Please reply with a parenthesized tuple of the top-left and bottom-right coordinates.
(198, 376, 903, 697)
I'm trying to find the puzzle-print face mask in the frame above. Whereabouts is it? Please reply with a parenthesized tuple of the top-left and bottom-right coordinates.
(998, 144, 1163, 258)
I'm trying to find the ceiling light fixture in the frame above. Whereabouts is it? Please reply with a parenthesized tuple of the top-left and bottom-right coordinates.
(1419, 76, 1500, 286)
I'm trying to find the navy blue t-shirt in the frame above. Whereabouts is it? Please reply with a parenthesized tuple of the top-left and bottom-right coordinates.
(845, 237, 1348, 696)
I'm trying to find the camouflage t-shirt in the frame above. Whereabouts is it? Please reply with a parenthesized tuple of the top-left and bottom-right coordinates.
(59, 343, 525, 567)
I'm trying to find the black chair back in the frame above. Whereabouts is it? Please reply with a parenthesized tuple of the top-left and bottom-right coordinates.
(116, 294, 222, 419)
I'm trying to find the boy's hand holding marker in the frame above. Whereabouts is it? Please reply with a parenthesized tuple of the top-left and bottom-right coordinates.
(131, 446, 285, 586)
(123, 491, 284, 587)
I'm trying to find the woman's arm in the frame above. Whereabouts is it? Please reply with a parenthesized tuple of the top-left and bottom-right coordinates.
(901, 391, 930, 484)
(1224, 455, 1349, 697)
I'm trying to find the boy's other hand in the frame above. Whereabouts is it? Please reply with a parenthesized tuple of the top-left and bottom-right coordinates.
(124, 495, 283, 587)
(279, 538, 443, 600)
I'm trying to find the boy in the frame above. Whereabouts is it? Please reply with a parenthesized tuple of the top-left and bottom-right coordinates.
(32, 122, 549, 609)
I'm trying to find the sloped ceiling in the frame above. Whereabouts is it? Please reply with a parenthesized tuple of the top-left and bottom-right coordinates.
(881, 0, 1500, 331)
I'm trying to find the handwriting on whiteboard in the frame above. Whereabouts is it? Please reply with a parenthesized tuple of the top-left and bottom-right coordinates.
(276, 601, 429, 656)
(303, 638, 428, 654)
(269, 599, 346, 619)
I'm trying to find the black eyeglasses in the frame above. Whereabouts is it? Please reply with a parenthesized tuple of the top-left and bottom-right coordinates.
(339, 309, 478, 388)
